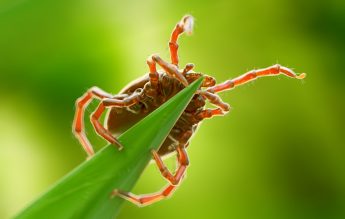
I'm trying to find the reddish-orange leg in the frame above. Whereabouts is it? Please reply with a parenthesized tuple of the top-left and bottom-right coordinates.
(90, 102, 125, 151)
(112, 144, 189, 206)
(73, 87, 114, 157)
(169, 15, 194, 66)
(147, 57, 159, 89)
(143, 15, 193, 88)
(149, 54, 189, 87)
(152, 145, 189, 185)
(91, 91, 142, 151)
(207, 64, 306, 93)
(194, 91, 231, 120)
(201, 91, 230, 112)
(112, 185, 177, 207)
(182, 63, 194, 75)
(196, 108, 225, 120)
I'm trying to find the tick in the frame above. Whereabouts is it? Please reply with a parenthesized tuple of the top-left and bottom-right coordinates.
(73, 15, 306, 207)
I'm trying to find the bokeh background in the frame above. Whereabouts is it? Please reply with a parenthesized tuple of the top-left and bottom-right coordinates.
(1, 0, 344, 218)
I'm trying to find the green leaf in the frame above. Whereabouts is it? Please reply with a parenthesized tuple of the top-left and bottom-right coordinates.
(14, 77, 204, 219)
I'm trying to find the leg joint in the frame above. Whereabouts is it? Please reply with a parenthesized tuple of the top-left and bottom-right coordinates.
(74, 126, 82, 133)
(249, 70, 258, 78)
(170, 178, 180, 186)
(90, 112, 97, 120)
(275, 64, 281, 72)
(180, 159, 189, 166)
(169, 42, 178, 49)
(161, 167, 171, 178)
(151, 54, 160, 62)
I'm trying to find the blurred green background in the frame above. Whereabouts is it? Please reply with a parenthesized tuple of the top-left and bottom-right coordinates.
(1, 0, 344, 218)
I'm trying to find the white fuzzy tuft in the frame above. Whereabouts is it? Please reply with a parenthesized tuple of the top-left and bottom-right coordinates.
(183, 15, 194, 35)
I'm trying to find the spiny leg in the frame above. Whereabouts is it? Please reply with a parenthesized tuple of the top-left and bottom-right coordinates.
(169, 15, 194, 66)
(90, 91, 142, 150)
(207, 64, 306, 93)
(111, 184, 177, 207)
(73, 87, 113, 157)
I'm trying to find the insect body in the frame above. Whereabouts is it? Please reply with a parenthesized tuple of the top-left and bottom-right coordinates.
(73, 15, 306, 206)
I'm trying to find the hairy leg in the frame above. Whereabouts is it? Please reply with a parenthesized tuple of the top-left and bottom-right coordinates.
(185, 73, 216, 88)
(201, 91, 230, 112)
(193, 91, 231, 121)
(90, 102, 124, 151)
(111, 184, 177, 207)
(90, 91, 142, 150)
(195, 108, 225, 120)
(152, 145, 189, 185)
(102, 90, 141, 107)
(112, 144, 189, 206)
(147, 57, 159, 89)
(207, 64, 306, 93)
(150, 54, 189, 87)
(169, 15, 194, 66)
(73, 87, 113, 157)
(182, 63, 194, 75)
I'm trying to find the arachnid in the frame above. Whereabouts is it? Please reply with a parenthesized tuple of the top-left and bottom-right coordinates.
(73, 15, 306, 207)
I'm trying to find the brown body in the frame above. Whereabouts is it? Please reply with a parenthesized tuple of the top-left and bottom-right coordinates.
(106, 72, 205, 156)
(73, 15, 305, 207)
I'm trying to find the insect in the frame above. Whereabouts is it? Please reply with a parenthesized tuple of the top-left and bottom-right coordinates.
(73, 15, 306, 207)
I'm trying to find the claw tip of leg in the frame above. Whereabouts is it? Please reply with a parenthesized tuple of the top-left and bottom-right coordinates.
(112, 140, 124, 151)
(118, 145, 124, 151)
(296, 73, 306, 79)
(110, 189, 119, 198)
(182, 15, 194, 35)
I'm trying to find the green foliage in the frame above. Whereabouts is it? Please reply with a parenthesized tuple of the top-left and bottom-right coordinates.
(1, 1, 344, 219)
(14, 78, 204, 219)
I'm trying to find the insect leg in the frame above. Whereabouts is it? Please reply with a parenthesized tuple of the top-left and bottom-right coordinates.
(90, 102, 124, 151)
(184, 72, 216, 88)
(101, 90, 141, 107)
(151, 144, 189, 185)
(182, 63, 194, 75)
(111, 143, 189, 206)
(169, 15, 194, 66)
(73, 87, 113, 157)
(207, 64, 306, 93)
(150, 54, 189, 87)
(195, 108, 225, 120)
(201, 91, 230, 112)
(90, 91, 142, 150)
(147, 57, 159, 88)
(111, 184, 177, 207)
